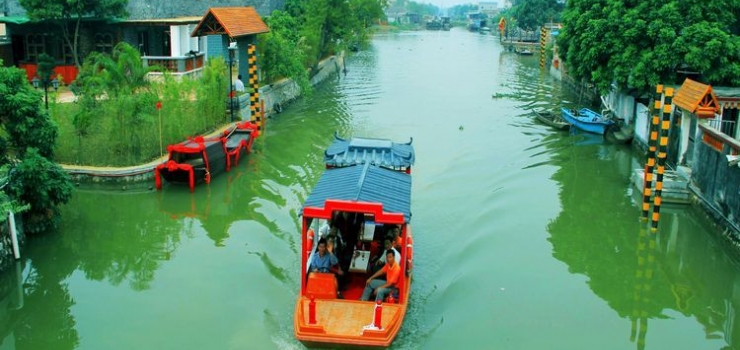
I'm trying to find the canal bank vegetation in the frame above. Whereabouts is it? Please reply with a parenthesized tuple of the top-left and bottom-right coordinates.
(0, 62, 73, 235)
(259, 0, 387, 90)
(558, 0, 740, 96)
(53, 43, 229, 166)
(43, 0, 389, 167)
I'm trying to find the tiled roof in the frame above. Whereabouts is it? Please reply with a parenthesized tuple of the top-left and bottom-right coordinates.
(303, 164, 412, 222)
(674, 78, 719, 114)
(324, 134, 415, 169)
(191, 7, 268, 38)
(122, 16, 202, 25)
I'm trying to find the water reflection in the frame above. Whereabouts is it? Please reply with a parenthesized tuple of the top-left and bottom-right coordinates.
(0, 258, 79, 350)
(546, 133, 739, 349)
(62, 190, 183, 290)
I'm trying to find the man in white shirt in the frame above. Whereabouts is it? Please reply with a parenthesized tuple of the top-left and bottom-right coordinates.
(319, 219, 344, 253)
(234, 74, 245, 92)
(371, 236, 400, 273)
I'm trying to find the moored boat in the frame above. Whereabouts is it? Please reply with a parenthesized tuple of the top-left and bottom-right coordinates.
(154, 121, 259, 191)
(224, 121, 259, 167)
(294, 136, 415, 348)
(534, 109, 569, 130)
(560, 107, 614, 135)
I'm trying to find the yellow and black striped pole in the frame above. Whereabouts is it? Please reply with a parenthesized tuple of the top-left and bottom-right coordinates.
(651, 87, 674, 231)
(247, 44, 262, 130)
(540, 26, 547, 69)
(641, 85, 663, 220)
(630, 224, 656, 349)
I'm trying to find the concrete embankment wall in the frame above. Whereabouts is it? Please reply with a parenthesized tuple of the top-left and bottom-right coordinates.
(61, 54, 345, 184)
(690, 125, 740, 240)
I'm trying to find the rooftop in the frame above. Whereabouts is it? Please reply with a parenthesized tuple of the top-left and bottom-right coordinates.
(191, 7, 269, 38)
(324, 134, 415, 169)
(303, 164, 412, 222)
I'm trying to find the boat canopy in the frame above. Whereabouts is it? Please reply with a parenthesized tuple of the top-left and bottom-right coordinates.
(324, 133, 415, 169)
(302, 163, 412, 222)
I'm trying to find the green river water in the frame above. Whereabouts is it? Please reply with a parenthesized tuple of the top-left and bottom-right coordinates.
(1, 29, 739, 350)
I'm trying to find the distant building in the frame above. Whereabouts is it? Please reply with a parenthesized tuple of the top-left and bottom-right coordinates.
(478, 2, 499, 15)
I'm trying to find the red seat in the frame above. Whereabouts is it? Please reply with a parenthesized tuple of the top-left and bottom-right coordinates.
(306, 272, 338, 300)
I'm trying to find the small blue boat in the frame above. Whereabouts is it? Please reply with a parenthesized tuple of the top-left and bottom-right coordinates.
(561, 108, 614, 135)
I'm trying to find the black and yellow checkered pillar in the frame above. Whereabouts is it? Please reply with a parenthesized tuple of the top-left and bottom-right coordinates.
(247, 44, 262, 130)
(651, 87, 673, 232)
(641, 86, 663, 220)
(630, 224, 655, 350)
(540, 26, 547, 69)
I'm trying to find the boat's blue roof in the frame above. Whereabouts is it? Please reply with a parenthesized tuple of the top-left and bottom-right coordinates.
(324, 134, 415, 168)
(303, 163, 412, 222)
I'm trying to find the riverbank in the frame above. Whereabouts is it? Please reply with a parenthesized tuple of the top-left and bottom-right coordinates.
(60, 53, 345, 185)
(0, 53, 345, 271)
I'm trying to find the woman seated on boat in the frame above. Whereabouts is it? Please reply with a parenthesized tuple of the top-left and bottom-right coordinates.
(309, 238, 344, 276)
(369, 236, 401, 274)
(360, 249, 400, 302)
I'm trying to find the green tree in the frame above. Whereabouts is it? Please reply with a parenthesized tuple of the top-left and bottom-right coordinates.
(18, 0, 128, 67)
(559, 0, 740, 95)
(511, 0, 563, 30)
(7, 149, 73, 234)
(407, 1, 439, 16)
(0, 63, 59, 159)
(36, 53, 56, 81)
(285, 0, 386, 73)
(0, 64, 73, 234)
(259, 11, 310, 91)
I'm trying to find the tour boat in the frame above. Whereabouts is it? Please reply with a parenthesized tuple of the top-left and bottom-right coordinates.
(294, 136, 415, 348)
(154, 121, 259, 192)
(561, 107, 614, 135)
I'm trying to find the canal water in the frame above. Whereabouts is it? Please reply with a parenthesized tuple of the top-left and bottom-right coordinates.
(1, 29, 739, 350)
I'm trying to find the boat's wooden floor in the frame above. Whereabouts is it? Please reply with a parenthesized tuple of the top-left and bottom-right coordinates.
(301, 299, 401, 336)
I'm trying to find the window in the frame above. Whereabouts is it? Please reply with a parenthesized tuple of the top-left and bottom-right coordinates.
(26, 34, 45, 62)
(58, 39, 73, 64)
(94, 33, 114, 55)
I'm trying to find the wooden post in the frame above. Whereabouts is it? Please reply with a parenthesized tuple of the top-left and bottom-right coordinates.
(373, 300, 383, 329)
(260, 99, 266, 132)
(641, 85, 663, 221)
(308, 295, 317, 324)
(8, 211, 19, 259)
(248, 44, 262, 131)
(540, 26, 547, 69)
(651, 87, 674, 231)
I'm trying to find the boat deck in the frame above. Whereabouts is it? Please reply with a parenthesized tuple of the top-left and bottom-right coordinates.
(296, 297, 405, 347)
